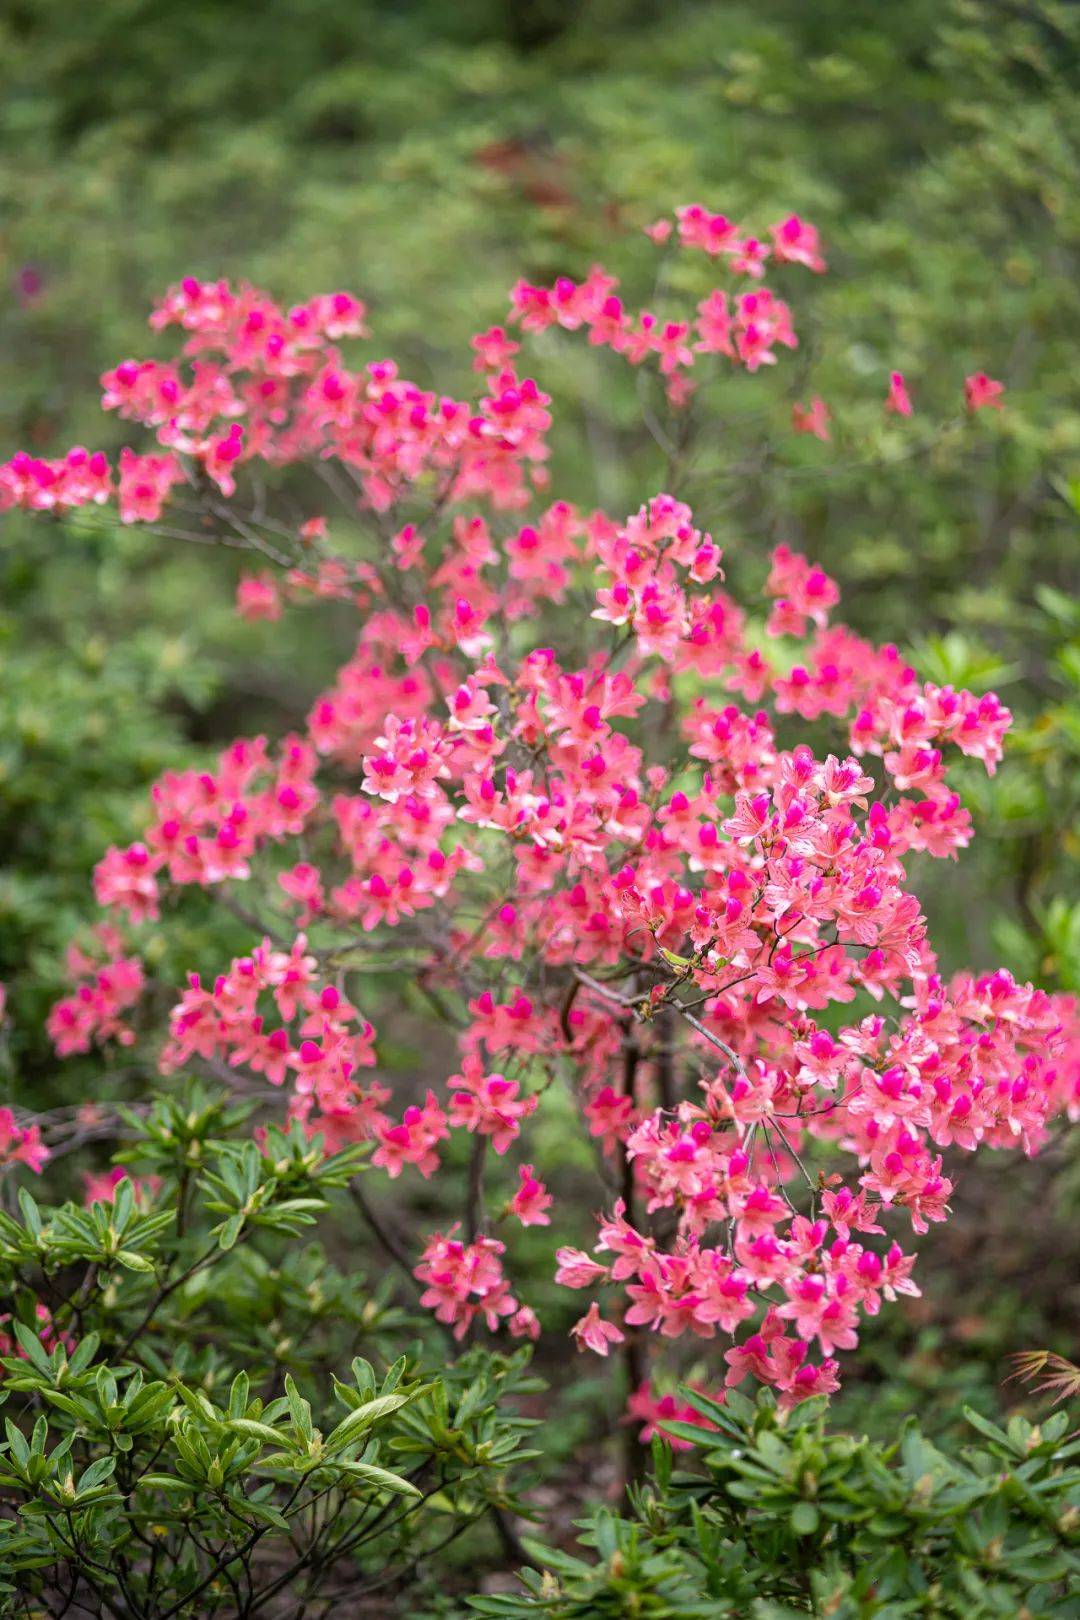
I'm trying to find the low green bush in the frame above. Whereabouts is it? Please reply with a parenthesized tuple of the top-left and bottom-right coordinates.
(0, 1083, 539, 1616)
(476, 1386, 1080, 1618)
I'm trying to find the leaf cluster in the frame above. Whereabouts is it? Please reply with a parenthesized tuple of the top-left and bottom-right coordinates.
(475, 1387, 1080, 1618)
(0, 1082, 541, 1617)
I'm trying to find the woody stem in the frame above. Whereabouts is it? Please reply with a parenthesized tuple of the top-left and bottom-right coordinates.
(619, 1026, 648, 1496)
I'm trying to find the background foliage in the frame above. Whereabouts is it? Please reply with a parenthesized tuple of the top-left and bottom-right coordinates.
(0, 0, 1078, 1607)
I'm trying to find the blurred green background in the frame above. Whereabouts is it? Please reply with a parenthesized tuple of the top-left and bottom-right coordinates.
(0, 0, 1077, 1431)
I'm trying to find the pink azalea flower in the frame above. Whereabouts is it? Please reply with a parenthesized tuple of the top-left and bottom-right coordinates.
(964, 372, 1005, 411)
(885, 370, 913, 416)
(571, 1302, 625, 1356)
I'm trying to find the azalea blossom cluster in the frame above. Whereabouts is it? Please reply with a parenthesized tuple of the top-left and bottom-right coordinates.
(0, 273, 548, 521)
(415, 1230, 539, 1343)
(6, 205, 1074, 1417)
(160, 934, 382, 1139)
(625, 1380, 719, 1450)
(46, 926, 145, 1060)
(81, 1164, 159, 1208)
(0, 1108, 47, 1175)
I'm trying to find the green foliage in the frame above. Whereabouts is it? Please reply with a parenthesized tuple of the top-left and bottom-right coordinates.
(0, 1083, 540, 1614)
(474, 1388, 1080, 1618)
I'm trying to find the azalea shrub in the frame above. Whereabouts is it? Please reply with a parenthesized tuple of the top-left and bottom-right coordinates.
(1, 204, 1078, 1469)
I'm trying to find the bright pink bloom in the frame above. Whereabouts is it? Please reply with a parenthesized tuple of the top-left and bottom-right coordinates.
(885, 371, 912, 416)
(964, 372, 1005, 411)
(93, 843, 162, 922)
(237, 572, 282, 620)
(792, 397, 830, 441)
(508, 1163, 552, 1226)
(770, 214, 826, 273)
(571, 1302, 625, 1356)
(0, 1109, 48, 1173)
(447, 1059, 538, 1154)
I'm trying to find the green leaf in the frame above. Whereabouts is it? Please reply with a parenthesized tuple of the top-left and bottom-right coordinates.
(115, 1249, 156, 1273)
(216, 1213, 244, 1251)
(962, 1408, 1013, 1451)
(790, 1502, 820, 1535)
(653, 1419, 722, 1450)
(325, 1392, 411, 1453)
(336, 1461, 421, 1497)
(77, 1457, 117, 1492)
(12, 1326, 54, 1376)
(227, 1418, 288, 1447)
(139, 1474, 192, 1493)
(16, 1190, 42, 1239)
